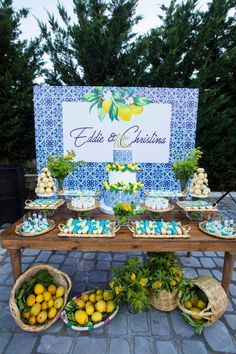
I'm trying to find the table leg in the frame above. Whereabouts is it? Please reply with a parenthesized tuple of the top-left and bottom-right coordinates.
(9, 249, 22, 281)
(222, 252, 235, 294)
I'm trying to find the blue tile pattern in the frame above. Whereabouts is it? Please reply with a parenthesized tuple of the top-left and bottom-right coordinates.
(113, 150, 132, 165)
(34, 86, 198, 194)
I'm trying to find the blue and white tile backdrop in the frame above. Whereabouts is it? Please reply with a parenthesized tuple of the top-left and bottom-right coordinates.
(34, 86, 199, 195)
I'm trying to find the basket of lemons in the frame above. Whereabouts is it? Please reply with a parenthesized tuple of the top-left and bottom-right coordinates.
(178, 276, 228, 334)
(9, 264, 72, 332)
(61, 289, 118, 330)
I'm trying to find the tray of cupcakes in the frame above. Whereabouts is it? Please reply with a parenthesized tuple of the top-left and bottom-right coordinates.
(199, 218, 236, 239)
(58, 218, 120, 238)
(177, 200, 217, 213)
(25, 198, 64, 210)
(128, 220, 191, 239)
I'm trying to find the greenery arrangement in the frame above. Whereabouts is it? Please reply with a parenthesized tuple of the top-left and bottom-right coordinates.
(172, 148, 203, 191)
(103, 181, 143, 194)
(144, 252, 184, 294)
(113, 202, 142, 225)
(109, 258, 150, 312)
(106, 162, 139, 173)
(47, 150, 84, 189)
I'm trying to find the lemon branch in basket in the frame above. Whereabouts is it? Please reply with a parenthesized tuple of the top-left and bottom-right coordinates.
(83, 87, 152, 122)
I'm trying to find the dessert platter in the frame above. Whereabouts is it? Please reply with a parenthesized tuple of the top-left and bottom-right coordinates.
(177, 200, 217, 212)
(188, 168, 211, 198)
(58, 189, 100, 197)
(199, 219, 236, 239)
(15, 213, 55, 237)
(143, 197, 174, 213)
(25, 198, 64, 210)
(58, 218, 120, 238)
(35, 168, 57, 197)
(100, 147, 143, 214)
(67, 197, 100, 212)
(129, 220, 190, 239)
(144, 190, 186, 198)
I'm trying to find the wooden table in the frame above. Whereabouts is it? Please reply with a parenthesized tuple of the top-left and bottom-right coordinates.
(0, 206, 235, 294)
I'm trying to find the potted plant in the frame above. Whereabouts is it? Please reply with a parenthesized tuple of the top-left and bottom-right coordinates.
(145, 252, 184, 311)
(47, 150, 85, 190)
(172, 148, 202, 192)
(113, 202, 143, 226)
(109, 258, 150, 313)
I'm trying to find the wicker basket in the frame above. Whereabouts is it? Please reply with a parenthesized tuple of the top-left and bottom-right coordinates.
(9, 264, 72, 332)
(150, 288, 178, 312)
(177, 276, 228, 327)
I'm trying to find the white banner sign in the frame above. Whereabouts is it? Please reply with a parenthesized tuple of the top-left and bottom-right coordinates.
(62, 102, 171, 163)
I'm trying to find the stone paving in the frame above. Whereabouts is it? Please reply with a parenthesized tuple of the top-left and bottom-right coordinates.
(0, 197, 236, 354)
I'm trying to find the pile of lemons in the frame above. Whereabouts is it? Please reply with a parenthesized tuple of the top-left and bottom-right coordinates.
(72, 289, 116, 326)
(22, 283, 65, 325)
(183, 298, 207, 320)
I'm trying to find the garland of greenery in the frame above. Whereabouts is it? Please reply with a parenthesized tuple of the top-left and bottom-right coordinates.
(103, 181, 143, 194)
(106, 162, 139, 173)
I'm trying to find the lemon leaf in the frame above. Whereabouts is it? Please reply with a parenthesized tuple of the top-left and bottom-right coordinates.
(109, 103, 118, 121)
(89, 98, 99, 113)
(83, 91, 98, 102)
(97, 107, 106, 121)
(133, 96, 152, 106)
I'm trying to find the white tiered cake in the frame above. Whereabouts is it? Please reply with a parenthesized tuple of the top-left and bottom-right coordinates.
(100, 148, 143, 214)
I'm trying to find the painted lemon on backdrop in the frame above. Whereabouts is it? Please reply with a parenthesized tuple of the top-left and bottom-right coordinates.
(129, 104, 143, 115)
(102, 99, 112, 113)
(75, 310, 88, 325)
(118, 106, 132, 121)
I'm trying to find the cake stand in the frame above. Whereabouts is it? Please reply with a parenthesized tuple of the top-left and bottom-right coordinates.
(142, 203, 175, 220)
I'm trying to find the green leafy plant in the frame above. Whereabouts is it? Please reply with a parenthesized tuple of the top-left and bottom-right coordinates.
(145, 252, 183, 294)
(172, 148, 203, 191)
(47, 150, 85, 188)
(83, 87, 152, 122)
(109, 258, 150, 312)
(113, 202, 143, 225)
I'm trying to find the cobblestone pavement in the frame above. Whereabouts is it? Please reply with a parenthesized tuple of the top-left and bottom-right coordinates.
(0, 197, 236, 354)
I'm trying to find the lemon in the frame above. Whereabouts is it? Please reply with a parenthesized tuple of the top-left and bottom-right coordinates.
(48, 307, 57, 319)
(85, 304, 95, 316)
(91, 311, 102, 323)
(34, 283, 45, 295)
(28, 316, 36, 325)
(190, 307, 202, 320)
(96, 289, 103, 295)
(85, 301, 93, 308)
(106, 300, 116, 313)
(22, 311, 30, 319)
(36, 294, 44, 303)
(75, 310, 88, 325)
(74, 299, 85, 309)
(30, 303, 41, 317)
(89, 293, 96, 303)
(37, 310, 47, 324)
(183, 300, 193, 310)
(81, 293, 89, 302)
(118, 106, 132, 121)
(95, 300, 106, 313)
(41, 301, 48, 310)
(129, 104, 143, 115)
(47, 299, 54, 308)
(103, 290, 114, 301)
(43, 291, 52, 302)
(26, 294, 36, 307)
(48, 284, 57, 295)
(56, 286, 65, 298)
(96, 294, 103, 302)
(102, 99, 112, 113)
(197, 300, 207, 310)
(54, 297, 63, 309)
